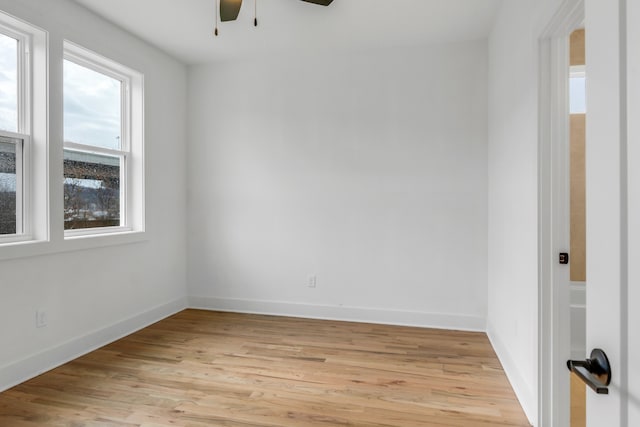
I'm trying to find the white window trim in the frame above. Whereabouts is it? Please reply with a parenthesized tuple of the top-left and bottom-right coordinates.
(63, 41, 145, 239)
(0, 12, 47, 247)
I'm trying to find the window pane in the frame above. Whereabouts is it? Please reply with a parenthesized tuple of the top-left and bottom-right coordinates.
(570, 76, 586, 114)
(0, 139, 17, 235)
(63, 150, 120, 230)
(0, 32, 18, 133)
(64, 60, 122, 150)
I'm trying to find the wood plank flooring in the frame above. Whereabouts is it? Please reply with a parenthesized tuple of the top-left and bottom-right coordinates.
(0, 310, 530, 426)
(571, 372, 586, 427)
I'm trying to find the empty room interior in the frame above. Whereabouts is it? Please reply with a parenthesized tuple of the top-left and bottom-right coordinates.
(0, 0, 635, 426)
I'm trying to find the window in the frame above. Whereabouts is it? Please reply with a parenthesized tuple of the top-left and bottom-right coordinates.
(0, 30, 21, 237)
(0, 31, 18, 133)
(0, 135, 21, 235)
(0, 21, 34, 242)
(63, 42, 144, 236)
(570, 66, 586, 114)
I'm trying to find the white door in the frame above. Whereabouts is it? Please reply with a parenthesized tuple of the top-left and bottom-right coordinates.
(584, 0, 638, 425)
(625, 1, 640, 425)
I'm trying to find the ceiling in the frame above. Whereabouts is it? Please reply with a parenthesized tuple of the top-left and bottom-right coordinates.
(72, 0, 502, 65)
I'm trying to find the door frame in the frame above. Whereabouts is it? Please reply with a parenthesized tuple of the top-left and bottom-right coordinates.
(627, 2, 638, 424)
(538, 0, 584, 425)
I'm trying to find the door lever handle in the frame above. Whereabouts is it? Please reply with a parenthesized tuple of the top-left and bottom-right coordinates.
(567, 348, 611, 394)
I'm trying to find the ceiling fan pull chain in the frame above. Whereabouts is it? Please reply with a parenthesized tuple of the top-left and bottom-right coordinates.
(214, 0, 219, 36)
(254, 0, 258, 27)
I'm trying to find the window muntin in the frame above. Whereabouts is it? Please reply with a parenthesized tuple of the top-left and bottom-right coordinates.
(63, 54, 130, 232)
(0, 31, 18, 133)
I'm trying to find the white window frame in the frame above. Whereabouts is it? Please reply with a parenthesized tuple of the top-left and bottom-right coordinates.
(0, 13, 45, 245)
(63, 41, 145, 238)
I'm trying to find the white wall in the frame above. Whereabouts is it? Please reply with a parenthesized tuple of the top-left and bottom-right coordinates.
(487, 0, 562, 424)
(0, 0, 188, 390)
(187, 42, 488, 331)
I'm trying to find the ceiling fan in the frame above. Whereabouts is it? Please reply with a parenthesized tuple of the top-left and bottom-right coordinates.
(215, 0, 334, 35)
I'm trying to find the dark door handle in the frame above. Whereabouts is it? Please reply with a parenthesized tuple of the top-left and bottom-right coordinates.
(567, 348, 611, 394)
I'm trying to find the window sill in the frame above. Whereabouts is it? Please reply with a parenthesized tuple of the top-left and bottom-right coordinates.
(64, 226, 133, 239)
(0, 230, 147, 262)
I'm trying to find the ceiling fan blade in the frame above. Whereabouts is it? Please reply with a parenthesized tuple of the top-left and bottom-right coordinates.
(299, 0, 334, 6)
(220, 0, 243, 22)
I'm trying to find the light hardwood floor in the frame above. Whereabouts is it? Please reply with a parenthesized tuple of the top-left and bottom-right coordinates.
(0, 310, 530, 426)
(571, 372, 586, 427)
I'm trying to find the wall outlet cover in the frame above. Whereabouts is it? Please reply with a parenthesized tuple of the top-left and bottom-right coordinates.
(36, 311, 47, 328)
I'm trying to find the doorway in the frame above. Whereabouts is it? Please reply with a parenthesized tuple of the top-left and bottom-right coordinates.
(568, 27, 586, 427)
(541, 1, 635, 425)
(537, 0, 585, 425)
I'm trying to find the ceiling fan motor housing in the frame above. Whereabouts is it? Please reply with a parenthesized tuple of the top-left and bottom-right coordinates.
(220, 0, 333, 23)
(300, 0, 334, 5)
(220, 0, 242, 22)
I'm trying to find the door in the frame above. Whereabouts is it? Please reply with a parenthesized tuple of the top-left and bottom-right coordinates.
(583, 0, 637, 425)
(627, 1, 640, 424)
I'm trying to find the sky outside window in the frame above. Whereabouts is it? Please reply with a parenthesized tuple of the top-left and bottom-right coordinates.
(0, 32, 17, 133)
(64, 59, 122, 150)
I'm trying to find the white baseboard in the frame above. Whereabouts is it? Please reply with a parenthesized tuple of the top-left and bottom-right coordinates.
(189, 296, 486, 332)
(0, 296, 188, 393)
(486, 320, 536, 426)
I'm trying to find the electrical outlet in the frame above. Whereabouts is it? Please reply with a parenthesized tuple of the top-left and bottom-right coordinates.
(307, 275, 317, 288)
(36, 310, 47, 328)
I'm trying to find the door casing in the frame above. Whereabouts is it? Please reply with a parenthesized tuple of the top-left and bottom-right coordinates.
(538, 0, 584, 425)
